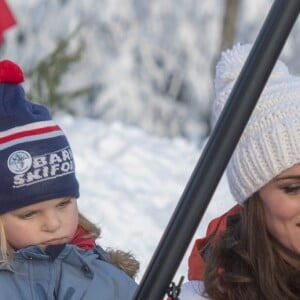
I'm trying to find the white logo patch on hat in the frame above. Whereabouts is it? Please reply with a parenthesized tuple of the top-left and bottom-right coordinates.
(7, 150, 33, 174)
(9, 146, 75, 188)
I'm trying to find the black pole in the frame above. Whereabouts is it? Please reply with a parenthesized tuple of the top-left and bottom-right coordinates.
(133, 1, 300, 299)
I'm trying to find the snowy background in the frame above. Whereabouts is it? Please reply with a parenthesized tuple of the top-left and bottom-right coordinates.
(3, 0, 300, 143)
(58, 115, 235, 283)
(2, 0, 300, 287)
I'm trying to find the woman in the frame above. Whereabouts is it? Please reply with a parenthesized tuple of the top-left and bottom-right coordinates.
(180, 43, 300, 299)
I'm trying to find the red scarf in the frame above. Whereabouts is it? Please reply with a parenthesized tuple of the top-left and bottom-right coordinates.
(70, 227, 96, 250)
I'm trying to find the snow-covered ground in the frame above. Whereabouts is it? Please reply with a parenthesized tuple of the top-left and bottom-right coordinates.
(58, 115, 235, 283)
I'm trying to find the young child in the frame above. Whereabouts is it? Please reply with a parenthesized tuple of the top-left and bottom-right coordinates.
(180, 44, 300, 299)
(0, 59, 139, 299)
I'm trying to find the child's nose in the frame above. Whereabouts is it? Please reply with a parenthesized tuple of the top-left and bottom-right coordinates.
(42, 213, 61, 232)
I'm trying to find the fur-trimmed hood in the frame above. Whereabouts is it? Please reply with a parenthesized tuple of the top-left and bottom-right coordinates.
(107, 248, 140, 279)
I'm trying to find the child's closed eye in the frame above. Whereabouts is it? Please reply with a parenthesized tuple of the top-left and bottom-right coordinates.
(57, 198, 72, 208)
(19, 211, 38, 219)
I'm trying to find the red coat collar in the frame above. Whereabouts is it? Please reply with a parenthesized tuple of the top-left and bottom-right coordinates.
(188, 205, 242, 280)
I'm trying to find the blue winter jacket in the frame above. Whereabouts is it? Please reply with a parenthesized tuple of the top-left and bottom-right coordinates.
(0, 244, 137, 300)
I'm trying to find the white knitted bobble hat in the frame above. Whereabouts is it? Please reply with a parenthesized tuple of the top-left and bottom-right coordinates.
(213, 43, 300, 205)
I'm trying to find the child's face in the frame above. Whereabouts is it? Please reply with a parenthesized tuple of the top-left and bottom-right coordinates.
(2, 197, 79, 250)
(259, 163, 300, 255)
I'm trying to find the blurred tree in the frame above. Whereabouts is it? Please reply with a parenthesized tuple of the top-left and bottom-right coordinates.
(220, 0, 240, 52)
(208, 0, 241, 134)
(26, 28, 99, 115)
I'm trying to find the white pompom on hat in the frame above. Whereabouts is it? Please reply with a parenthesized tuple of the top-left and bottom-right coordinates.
(213, 43, 300, 204)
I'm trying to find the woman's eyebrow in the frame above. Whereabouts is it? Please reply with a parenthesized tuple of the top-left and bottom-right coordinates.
(275, 175, 300, 181)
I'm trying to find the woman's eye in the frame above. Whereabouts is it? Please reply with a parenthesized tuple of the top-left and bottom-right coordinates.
(282, 185, 300, 194)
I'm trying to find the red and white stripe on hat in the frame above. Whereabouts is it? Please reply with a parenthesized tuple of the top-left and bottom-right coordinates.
(0, 120, 65, 150)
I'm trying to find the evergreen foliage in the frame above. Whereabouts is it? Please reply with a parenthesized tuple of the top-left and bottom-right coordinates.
(26, 28, 96, 115)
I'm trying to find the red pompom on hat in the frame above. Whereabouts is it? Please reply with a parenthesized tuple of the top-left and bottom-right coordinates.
(0, 59, 24, 84)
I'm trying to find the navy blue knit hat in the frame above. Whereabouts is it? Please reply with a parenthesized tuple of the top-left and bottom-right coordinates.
(0, 60, 79, 214)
